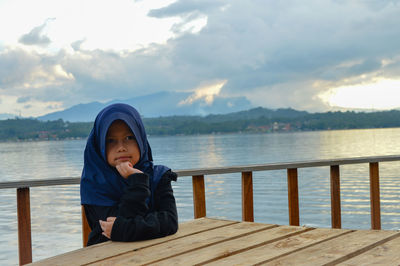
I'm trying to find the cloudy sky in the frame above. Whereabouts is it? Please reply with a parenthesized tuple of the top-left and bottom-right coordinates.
(1, 0, 400, 116)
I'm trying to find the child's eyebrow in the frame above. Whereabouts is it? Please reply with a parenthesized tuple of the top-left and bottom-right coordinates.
(106, 132, 134, 138)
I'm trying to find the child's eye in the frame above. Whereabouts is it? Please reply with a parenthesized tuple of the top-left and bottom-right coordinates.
(106, 138, 115, 144)
(126, 136, 135, 140)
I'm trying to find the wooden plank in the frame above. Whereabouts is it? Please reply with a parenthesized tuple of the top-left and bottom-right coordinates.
(1, 155, 400, 189)
(369, 162, 381, 230)
(242, 171, 254, 222)
(91, 221, 276, 265)
(287, 168, 299, 226)
(192, 175, 206, 218)
(32, 218, 236, 266)
(175, 155, 400, 177)
(336, 235, 400, 265)
(0, 177, 80, 189)
(81, 205, 91, 247)
(330, 165, 341, 228)
(151, 225, 313, 265)
(17, 187, 32, 265)
(263, 230, 400, 265)
(206, 227, 352, 266)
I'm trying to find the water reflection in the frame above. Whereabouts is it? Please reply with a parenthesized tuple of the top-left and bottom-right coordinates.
(1, 128, 400, 265)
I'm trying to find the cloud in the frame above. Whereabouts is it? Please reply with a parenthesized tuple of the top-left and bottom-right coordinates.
(71, 39, 86, 51)
(0, 47, 75, 107)
(18, 18, 55, 46)
(152, 0, 400, 111)
(179, 80, 227, 105)
(319, 78, 400, 109)
(148, 0, 226, 18)
(2, 0, 400, 115)
(148, 0, 223, 34)
(17, 96, 30, 103)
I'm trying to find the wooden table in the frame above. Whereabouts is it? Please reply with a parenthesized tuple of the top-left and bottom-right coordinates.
(32, 218, 400, 265)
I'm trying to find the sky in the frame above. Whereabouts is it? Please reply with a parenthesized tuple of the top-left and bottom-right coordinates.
(1, 0, 400, 117)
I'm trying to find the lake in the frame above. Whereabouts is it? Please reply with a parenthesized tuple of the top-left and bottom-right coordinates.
(1, 128, 400, 265)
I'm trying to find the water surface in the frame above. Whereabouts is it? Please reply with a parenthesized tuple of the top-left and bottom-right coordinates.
(1, 128, 400, 265)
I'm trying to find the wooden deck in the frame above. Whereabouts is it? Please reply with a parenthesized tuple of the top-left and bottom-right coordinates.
(31, 218, 400, 266)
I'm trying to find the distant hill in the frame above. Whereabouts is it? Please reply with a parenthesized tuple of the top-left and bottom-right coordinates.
(37, 91, 253, 122)
(205, 107, 309, 122)
(2, 108, 400, 141)
(37, 102, 105, 123)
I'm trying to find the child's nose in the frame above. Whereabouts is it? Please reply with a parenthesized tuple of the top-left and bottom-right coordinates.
(117, 141, 127, 151)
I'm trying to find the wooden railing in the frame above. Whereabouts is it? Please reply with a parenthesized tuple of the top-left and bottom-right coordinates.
(1, 155, 400, 265)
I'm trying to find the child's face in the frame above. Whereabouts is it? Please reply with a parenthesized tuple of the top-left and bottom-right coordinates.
(106, 120, 140, 168)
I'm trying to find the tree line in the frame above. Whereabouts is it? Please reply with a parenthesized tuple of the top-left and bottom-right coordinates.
(1, 108, 400, 141)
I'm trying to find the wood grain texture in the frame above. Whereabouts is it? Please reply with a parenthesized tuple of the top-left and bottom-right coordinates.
(206, 228, 352, 266)
(81, 205, 91, 247)
(369, 162, 381, 230)
(17, 188, 32, 265)
(263, 230, 400, 265)
(92, 221, 274, 265)
(152, 225, 312, 266)
(31, 218, 400, 266)
(192, 175, 206, 218)
(242, 171, 254, 222)
(336, 235, 400, 266)
(330, 165, 341, 229)
(2, 155, 400, 189)
(287, 168, 299, 226)
(32, 218, 236, 266)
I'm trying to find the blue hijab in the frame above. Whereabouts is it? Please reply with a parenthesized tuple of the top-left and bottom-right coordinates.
(80, 103, 170, 207)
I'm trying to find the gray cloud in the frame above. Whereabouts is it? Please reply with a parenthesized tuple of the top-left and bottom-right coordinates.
(148, 0, 226, 18)
(71, 39, 85, 51)
(149, 0, 400, 110)
(0, 47, 76, 106)
(17, 96, 30, 103)
(0, 47, 40, 87)
(2, 0, 400, 113)
(18, 19, 54, 46)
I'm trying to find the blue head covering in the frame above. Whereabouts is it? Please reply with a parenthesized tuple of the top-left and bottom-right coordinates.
(80, 103, 170, 207)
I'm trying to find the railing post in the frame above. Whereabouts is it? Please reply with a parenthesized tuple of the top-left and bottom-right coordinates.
(330, 165, 341, 229)
(192, 175, 206, 218)
(287, 168, 299, 226)
(81, 205, 91, 247)
(241, 171, 254, 222)
(17, 187, 32, 265)
(369, 162, 381, 230)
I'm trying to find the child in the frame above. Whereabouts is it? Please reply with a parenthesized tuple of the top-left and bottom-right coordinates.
(80, 103, 178, 246)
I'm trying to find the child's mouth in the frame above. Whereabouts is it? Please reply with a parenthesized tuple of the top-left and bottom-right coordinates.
(116, 156, 131, 161)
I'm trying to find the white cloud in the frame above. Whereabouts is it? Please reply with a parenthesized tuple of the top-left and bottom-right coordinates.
(2, 0, 400, 116)
(319, 78, 400, 110)
(179, 80, 227, 106)
(0, 0, 180, 51)
(18, 19, 54, 46)
(0, 95, 63, 117)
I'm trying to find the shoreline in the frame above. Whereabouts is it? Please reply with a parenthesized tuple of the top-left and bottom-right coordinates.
(1, 126, 400, 143)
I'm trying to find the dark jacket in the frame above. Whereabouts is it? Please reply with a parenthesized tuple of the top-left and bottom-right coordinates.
(83, 171, 178, 246)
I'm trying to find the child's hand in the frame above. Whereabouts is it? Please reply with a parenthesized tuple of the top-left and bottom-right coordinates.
(99, 217, 116, 239)
(116, 161, 143, 178)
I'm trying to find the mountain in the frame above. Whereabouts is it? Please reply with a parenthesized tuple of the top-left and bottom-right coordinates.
(0, 113, 18, 120)
(37, 91, 253, 122)
(204, 107, 309, 122)
(37, 102, 105, 122)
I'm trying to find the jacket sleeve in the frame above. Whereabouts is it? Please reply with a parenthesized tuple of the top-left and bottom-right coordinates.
(110, 171, 178, 242)
(117, 172, 151, 218)
(83, 204, 118, 246)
